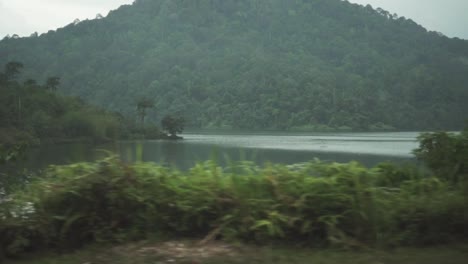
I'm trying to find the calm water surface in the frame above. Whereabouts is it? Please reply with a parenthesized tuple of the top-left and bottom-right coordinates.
(21, 132, 419, 171)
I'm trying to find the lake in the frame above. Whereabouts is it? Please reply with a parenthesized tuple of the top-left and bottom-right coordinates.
(20, 131, 420, 171)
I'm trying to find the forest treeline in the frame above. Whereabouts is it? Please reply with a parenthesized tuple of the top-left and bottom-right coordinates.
(0, 62, 184, 151)
(1, 0, 468, 131)
(0, 62, 124, 148)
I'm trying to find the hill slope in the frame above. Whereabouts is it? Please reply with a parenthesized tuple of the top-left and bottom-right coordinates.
(1, 0, 468, 130)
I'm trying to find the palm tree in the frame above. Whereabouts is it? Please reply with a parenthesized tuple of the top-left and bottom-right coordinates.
(136, 98, 154, 128)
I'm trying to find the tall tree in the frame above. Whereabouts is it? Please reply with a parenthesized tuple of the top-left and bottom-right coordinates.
(413, 126, 468, 184)
(136, 98, 154, 128)
(45, 77, 60, 91)
(1, 61, 23, 84)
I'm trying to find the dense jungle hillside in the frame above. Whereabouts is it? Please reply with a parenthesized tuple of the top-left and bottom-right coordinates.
(0, 62, 123, 147)
(1, 0, 468, 130)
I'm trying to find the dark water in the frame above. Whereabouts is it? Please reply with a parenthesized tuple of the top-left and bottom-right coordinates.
(15, 132, 419, 172)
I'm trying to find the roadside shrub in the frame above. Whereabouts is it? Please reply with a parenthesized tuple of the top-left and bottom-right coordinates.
(414, 127, 468, 184)
(1, 157, 467, 258)
(0, 198, 49, 259)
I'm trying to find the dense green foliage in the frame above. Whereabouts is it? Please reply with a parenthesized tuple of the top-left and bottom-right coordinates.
(1, 155, 467, 258)
(0, 62, 123, 147)
(0, 61, 176, 150)
(1, 0, 468, 130)
(1, 129, 467, 259)
(414, 128, 468, 184)
(161, 115, 185, 137)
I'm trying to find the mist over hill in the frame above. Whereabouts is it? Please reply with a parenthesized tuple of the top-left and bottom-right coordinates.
(1, 0, 468, 131)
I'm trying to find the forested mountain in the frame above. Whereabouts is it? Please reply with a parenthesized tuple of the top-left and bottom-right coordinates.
(1, 0, 468, 131)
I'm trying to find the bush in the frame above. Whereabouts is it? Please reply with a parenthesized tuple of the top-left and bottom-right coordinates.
(1, 158, 467, 258)
(414, 127, 468, 184)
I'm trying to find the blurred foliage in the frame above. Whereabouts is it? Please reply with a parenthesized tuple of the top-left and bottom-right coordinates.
(1, 153, 467, 258)
(414, 126, 468, 184)
(1, 0, 468, 130)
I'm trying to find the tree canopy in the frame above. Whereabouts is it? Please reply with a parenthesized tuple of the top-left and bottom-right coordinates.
(1, 0, 467, 130)
(414, 126, 468, 183)
(161, 115, 185, 137)
(0, 63, 123, 146)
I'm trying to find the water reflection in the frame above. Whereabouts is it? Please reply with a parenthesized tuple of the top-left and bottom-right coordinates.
(13, 132, 419, 172)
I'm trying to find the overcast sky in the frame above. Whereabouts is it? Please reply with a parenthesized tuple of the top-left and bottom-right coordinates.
(1, 0, 467, 39)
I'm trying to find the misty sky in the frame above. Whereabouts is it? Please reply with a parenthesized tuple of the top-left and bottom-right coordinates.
(1, 0, 467, 39)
